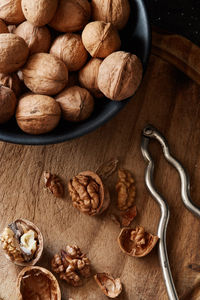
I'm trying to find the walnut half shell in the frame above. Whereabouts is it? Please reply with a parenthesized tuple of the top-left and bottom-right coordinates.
(0, 218, 43, 266)
(94, 273, 122, 298)
(118, 226, 159, 257)
(17, 266, 61, 300)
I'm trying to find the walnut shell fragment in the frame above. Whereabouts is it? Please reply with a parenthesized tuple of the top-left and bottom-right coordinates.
(68, 171, 110, 216)
(52, 245, 91, 286)
(118, 226, 159, 257)
(17, 266, 61, 300)
(0, 73, 22, 97)
(44, 171, 64, 198)
(0, 219, 43, 266)
(94, 273, 122, 298)
(116, 169, 136, 211)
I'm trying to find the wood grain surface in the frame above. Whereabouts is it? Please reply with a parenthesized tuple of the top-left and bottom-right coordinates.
(1, 35, 200, 300)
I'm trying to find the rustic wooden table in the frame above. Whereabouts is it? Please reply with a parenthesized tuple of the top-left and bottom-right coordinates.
(1, 31, 200, 300)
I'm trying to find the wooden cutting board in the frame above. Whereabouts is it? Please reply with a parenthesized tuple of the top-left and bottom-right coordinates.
(1, 29, 200, 300)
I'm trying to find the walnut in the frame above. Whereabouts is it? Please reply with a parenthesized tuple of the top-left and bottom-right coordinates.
(56, 86, 94, 122)
(118, 226, 159, 257)
(0, 73, 22, 97)
(116, 169, 136, 211)
(44, 171, 64, 198)
(50, 33, 88, 72)
(94, 273, 122, 298)
(98, 51, 143, 101)
(82, 21, 121, 58)
(0, 0, 25, 24)
(0, 86, 16, 124)
(16, 94, 61, 135)
(51, 245, 91, 286)
(68, 171, 110, 216)
(0, 219, 43, 266)
(17, 266, 61, 300)
(120, 205, 137, 227)
(21, 0, 58, 27)
(79, 58, 104, 98)
(0, 33, 29, 74)
(15, 21, 51, 54)
(49, 0, 91, 33)
(0, 19, 8, 34)
(91, 0, 130, 30)
(22, 53, 68, 95)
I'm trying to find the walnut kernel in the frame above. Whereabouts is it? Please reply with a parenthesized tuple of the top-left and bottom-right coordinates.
(44, 171, 64, 198)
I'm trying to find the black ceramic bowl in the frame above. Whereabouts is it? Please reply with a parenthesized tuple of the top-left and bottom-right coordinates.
(0, 0, 151, 145)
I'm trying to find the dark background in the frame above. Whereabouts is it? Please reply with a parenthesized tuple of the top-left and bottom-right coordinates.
(149, 0, 200, 45)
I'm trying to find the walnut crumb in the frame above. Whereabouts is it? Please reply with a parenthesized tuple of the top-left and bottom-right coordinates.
(44, 171, 64, 198)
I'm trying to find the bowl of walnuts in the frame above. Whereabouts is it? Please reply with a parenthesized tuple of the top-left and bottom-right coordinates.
(0, 0, 150, 145)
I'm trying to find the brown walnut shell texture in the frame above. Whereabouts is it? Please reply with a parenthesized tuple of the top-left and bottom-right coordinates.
(82, 21, 121, 58)
(17, 266, 61, 300)
(50, 33, 88, 72)
(91, 0, 130, 30)
(16, 94, 61, 135)
(79, 58, 104, 98)
(0, 0, 25, 24)
(68, 171, 110, 216)
(22, 53, 68, 95)
(2, 219, 43, 266)
(0, 85, 16, 124)
(118, 226, 159, 257)
(0, 73, 22, 97)
(49, 0, 91, 32)
(56, 86, 94, 122)
(94, 273, 122, 298)
(98, 51, 143, 101)
(21, 0, 58, 27)
(0, 19, 8, 34)
(15, 21, 51, 54)
(0, 34, 29, 74)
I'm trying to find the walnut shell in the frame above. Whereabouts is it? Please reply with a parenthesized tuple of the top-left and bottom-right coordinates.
(0, 33, 29, 74)
(0, 86, 16, 124)
(15, 21, 51, 54)
(0, 0, 25, 24)
(91, 0, 130, 30)
(0, 73, 22, 97)
(49, 0, 91, 32)
(0, 19, 8, 34)
(16, 94, 61, 135)
(68, 170, 110, 216)
(82, 21, 121, 58)
(50, 33, 88, 72)
(17, 266, 61, 300)
(94, 273, 122, 298)
(118, 226, 159, 257)
(1, 218, 43, 266)
(98, 51, 143, 101)
(22, 53, 68, 95)
(56, 86, 94, 122)
(79, 58, 103, 98)
(21, 0, 58, 27)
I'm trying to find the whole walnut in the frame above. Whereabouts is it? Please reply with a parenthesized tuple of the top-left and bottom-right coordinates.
(0, 0, 25, 24)
(49, 0, 91, 32)
(0, 86, 17, 124)
(0, 73, 22, 97)
(82, 21, 121, 58)
(79, 58, 103, 98)
(0, 34, 29, 74)
(98, 51, 143, 101)
(91, 0, 130, 30)
(0, 19, 8, 34)
(16, 94, 61, 135)
(50, 33, 88, 72)
(22, 53, 68, 96)
(15, 21, 51, 54)
(21, 0, 58, 27)
(56, 86, 94, 122)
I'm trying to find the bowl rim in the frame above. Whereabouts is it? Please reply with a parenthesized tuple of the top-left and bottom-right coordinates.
(0, 0, 151, 146)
